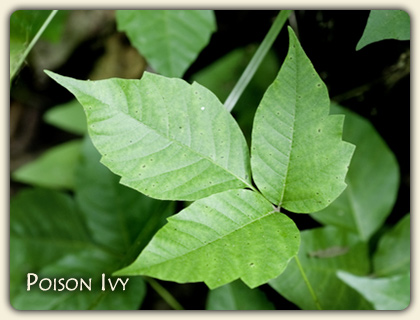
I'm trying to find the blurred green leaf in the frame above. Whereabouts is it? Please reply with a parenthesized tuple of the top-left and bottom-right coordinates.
(10, 188, 91, 297)
(337, 271, 410, 310)
(12, 139, 82, 190)
(10, 137, 175, 309)
(10, 187, 148, 310)
(206, 280, 275, 310)
(116, 10, 216, 77)
(373, 214, 410, 277)
(44, 99, 87, 135)
(356, 10, 410, 50)
(269, 226, 373, 310)
(310, 105, 400, 241)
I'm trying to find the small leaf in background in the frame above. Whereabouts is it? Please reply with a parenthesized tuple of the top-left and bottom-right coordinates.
(337, 271, 410, 310)
(373, 214, 410, 277)
(310, 105, 400, 241)
(11, 139, 82, 190)
(356, 10, 410, 50)
(115, 189, 300, 289)
(75, 136, 174, 256)
(116, 10, 216, 78)
(206, 280, 275, 310)
(251, 27, 355, 213)
(269, 226, 373, 310)
(44, 99, 87, 135)
(45, 70, 252, 201)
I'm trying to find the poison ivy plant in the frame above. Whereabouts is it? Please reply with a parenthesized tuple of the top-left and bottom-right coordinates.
(11, 10, 409, 310)
(310, 104, 400, 241)
(45, 27, 354, 291)
(356, 10, 410, 50)
(116, 10, 216, 78)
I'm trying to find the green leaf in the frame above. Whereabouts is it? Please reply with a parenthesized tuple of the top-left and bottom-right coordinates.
(12, 249, 146, 311)
(12, 139, 82, 190)
(251, 27, 355, 213)
(206, 279, 275, 310)
(10, 188, 91, 292)
(356, 10, 410, 50)
(373, 214, 410, 276)
(269, 226, 373, 310)
(310, 105, 400, 241)
(44, 99, 87, 135)
(116, 10, 216, 78)
(75, 136, 174, 255)
(115, 189, 300, 289)
(337, 271, 410, 310)
(45, 70, 252, 201)
(10, 187, 148, 310)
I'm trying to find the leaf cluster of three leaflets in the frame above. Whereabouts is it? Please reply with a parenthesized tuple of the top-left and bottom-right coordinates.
(45, 28, 354, 289)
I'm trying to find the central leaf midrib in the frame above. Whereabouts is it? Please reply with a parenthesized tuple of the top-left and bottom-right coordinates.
(278, 50, 299, 208)
(142, 209, 277, 269)
(117, 93, 252, 190)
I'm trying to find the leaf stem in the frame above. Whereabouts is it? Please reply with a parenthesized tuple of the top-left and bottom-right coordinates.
(294, 255, 323, 310)
(224, 10, 292, 112)
(144, 277, 185, 310)
(10, 10, 58, 81)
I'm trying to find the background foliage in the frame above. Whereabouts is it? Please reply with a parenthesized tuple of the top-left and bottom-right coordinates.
(10, 10, 410, 310)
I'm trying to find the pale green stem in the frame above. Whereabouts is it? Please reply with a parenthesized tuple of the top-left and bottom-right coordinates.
(144, 277, 184, 310)
(224, 10, 292, 112)
(10, 10, 58, 81)
(294, 255, 323, 310)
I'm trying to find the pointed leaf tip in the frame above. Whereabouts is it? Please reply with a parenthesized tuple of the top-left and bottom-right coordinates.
(47, 72, 252, 201)
(251, 28, 355, 213)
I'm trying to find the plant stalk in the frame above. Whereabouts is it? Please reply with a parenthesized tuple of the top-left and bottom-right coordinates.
(294, 255, 323, 310)
(144, 277, 184, 310)
(10, 10, 58, 81)
(224, 10, 292, 112)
